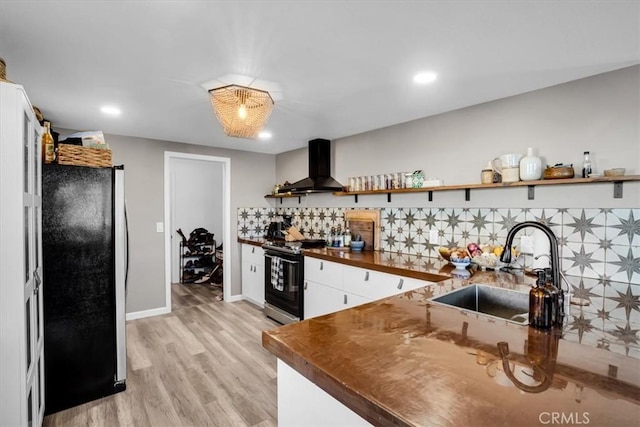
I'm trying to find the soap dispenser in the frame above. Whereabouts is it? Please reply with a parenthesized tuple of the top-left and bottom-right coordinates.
(529, 270, 553, 329)
(544, 267, 564, 327)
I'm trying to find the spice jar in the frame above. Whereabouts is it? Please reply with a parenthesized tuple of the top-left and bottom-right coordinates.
(481, 162, 494, 184)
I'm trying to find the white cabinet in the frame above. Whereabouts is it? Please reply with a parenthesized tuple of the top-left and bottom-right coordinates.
(343, 266, 429, 300)
(241, 244, 265, 307)
(303, 256, 434, 320)
(303, 280, 345, 318)
(0, 81, 45, 427)
(304, 279, 372, 319)
(277, 359, 371, 426)
(304, 257, 343, 289)
(303, 258, 374, 319)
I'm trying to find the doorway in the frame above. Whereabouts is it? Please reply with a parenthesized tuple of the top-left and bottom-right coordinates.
(163, 152, 231, 310)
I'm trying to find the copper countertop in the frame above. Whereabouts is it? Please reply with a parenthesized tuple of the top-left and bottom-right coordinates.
(237, 237, 266, 247)
(262, 283, 640, 427)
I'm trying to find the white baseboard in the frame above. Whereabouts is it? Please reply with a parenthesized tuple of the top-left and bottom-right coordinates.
(242, 295, 265, 308)
(225, 294, 244, 303)
(126, 305, 171, 321)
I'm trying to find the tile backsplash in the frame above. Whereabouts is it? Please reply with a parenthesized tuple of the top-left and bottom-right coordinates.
(239, 206, 640, 326)
(239, 207, 639, 281)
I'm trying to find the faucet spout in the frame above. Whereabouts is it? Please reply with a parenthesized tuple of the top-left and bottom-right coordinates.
(499, 221, 560, 289)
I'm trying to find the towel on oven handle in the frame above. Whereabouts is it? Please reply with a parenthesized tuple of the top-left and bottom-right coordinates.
(270, 257, 284, 291)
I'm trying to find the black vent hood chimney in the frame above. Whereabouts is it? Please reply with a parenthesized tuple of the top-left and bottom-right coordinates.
(280, 138, 344, 194)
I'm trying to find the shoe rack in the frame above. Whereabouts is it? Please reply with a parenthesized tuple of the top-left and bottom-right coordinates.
(180, 240, 216, 284)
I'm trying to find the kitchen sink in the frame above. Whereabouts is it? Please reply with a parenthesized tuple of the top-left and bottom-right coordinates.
(429, 284, 529, 325)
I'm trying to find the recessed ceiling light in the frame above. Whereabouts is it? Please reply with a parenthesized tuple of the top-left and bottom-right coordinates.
(100, 106, 121, 116)
(413, 71, 438, 85)
(258, 131, 272, 140)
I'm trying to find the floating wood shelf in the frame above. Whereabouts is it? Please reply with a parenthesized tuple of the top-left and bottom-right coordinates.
(264, 193, 306, 204)
(332, 175, 640, 202)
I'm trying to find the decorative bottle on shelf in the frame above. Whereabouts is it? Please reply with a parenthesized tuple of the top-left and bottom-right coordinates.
(581, 151, 592, 178)
(519, 147, 542, 181)
(42, 121, 55, 164)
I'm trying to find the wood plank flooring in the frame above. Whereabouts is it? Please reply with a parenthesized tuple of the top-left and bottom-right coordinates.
(43, 283, 280, 427)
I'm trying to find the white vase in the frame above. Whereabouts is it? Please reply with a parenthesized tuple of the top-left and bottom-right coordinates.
(520, 147, 542, 181)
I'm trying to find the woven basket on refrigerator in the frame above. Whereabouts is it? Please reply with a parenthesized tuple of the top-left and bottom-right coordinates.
(57, 144, 112, 168)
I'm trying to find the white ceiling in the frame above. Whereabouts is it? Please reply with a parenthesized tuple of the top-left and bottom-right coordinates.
(1, 1, 638, 154)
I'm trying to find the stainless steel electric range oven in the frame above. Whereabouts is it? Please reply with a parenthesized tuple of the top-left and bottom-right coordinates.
(262, 239, 325, 324)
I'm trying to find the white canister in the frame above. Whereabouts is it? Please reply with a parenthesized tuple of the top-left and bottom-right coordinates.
(502, 167, 520, 183)
(520, 147, 542, 181)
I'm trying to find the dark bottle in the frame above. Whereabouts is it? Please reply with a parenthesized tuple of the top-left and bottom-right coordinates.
(543, 273, 560, 325)
(582, 151, 592, 178)
(545, 267, 564, 327)
(529, 270, 553, 329)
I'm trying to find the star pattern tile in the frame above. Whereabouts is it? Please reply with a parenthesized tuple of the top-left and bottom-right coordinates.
(610, 210, 640, 245)
(569, 313, 594, 342)
(468, 209, 491, 235)
(570, 279, 600, 303)
(237, 207, 639, 289)
(610, 247, 640, 282)
(608, 323, 640, 346)
(609, 285, 640, 321)
(565, 244, 597, 274)
(565, 210, 601, 242)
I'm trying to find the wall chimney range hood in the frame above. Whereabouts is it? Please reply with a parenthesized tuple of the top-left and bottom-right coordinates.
(280, 138, 344, 194)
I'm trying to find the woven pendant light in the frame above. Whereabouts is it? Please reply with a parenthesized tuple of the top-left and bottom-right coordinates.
(209, 85, 274, 139)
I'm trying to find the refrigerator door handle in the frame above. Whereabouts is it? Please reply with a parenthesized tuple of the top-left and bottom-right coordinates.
(124, 200, 129, 291)
(114, 167, 127, 384)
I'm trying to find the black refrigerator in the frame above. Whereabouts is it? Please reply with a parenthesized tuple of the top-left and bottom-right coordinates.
(42, 164, 127, 415)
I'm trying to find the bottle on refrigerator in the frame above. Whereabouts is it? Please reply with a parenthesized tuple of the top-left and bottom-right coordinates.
(42, 121, 55, 164)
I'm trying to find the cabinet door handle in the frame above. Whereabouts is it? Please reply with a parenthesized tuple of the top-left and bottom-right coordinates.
(320, 261, 324, 271)
(397, 278, 404, 290)
(364, 271, 369, 281)
(304, 282, 308, 290)
(252, 247, 255, 254)
(344, 294, 348, 305)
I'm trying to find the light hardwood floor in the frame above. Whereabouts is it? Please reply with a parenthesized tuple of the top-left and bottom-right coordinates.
(43, 283, 280, 427)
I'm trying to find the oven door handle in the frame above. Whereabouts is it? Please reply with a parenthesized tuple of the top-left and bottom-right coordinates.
(265, 254, 300, 265)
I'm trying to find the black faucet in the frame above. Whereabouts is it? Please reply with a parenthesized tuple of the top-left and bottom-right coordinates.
(499, 221, 561, 290)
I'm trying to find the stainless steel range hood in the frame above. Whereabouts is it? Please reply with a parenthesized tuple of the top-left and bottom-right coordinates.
(280, 139, 344, 194)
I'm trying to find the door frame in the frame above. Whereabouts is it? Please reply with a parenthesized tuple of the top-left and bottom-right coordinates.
(163, 151, 231, 308)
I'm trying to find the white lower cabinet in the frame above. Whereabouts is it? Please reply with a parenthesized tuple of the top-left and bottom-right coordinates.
(241, 244, 265, 307)
(303, 256, 434, 319)
(304, 279, 372, 319)
(304, 280, 345, 318)
(277, 359, 371, 426)
(343, 265, 429, 300)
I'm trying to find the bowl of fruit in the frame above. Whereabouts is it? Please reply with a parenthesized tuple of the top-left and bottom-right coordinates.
(467, 243, 518, 270)
(438, 246, 471, 269)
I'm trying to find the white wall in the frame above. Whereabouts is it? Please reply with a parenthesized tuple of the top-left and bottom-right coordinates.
(170, 158, 223, 283)
(275, 65, 640, 210)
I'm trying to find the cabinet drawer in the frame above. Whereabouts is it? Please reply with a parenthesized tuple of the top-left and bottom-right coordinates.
(343, 266, 391, 299)
(343, 266, 424, 300)
(242, 244, 264, 266)
(304, 257, 343, 289)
